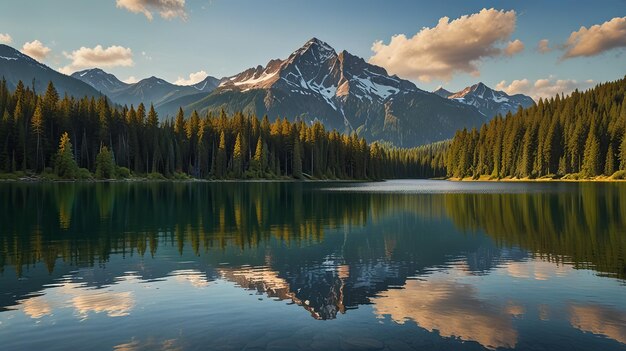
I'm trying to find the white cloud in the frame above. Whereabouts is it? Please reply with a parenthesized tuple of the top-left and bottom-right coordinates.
(58, 45, 133, 75)
(116, 0, 187, 21)
(21, 40, 51, 61)
(563, 16, 626, 59)
(496, 76, 595, 100)
(369, 8, 518, 82)
(0, 33, 12, 44)
(123, 76, 139, 84)
(504, 39, 524, 56)
(174, 70, 208, 85)
(496, 78, 531, 95)
(537, 39, 551, 54)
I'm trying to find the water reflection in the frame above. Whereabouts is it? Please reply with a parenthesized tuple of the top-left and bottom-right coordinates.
(15, 276, 137, 320)
(1, 181, 625, 351)
(373, 275, 519, 349)
(114, 338, 182, 351)
(570, 304, 626, 344)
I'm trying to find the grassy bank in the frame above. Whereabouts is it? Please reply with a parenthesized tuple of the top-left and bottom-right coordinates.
(448, 170, 626, 182)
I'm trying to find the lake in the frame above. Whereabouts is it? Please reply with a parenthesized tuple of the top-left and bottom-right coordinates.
(0, 180, 625, 351)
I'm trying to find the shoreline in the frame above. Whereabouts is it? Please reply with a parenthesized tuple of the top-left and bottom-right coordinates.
(3, 174, 626, 183)
(447, 175, 626, 182)
(0, 176, 373, 183)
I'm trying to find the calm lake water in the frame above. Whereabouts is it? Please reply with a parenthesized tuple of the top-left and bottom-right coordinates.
(0, 180, 625, 351)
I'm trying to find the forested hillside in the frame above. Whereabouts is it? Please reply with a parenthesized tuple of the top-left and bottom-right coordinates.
(446, 76, 626, 179)
(0, 78, 441, 180)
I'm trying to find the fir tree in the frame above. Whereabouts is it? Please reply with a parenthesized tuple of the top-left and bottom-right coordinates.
(293, 136, 303, 179)
(95, 145, 116, 179)
(31, 98, 44, 172)
(232, 132, 243, 178)
(55, 132, 79, 179)
(215, 131, 227, 179)
(582, 124, 601, 177)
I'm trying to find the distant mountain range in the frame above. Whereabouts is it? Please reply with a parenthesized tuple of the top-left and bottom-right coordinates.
(434, 83, 535, 118)
(70, 68, 220, 108)
(0, 44, 100, 98)
(0, 40, 534, 147)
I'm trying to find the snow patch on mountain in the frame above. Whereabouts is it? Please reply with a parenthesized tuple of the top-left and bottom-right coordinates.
(436, 82, 534, 118)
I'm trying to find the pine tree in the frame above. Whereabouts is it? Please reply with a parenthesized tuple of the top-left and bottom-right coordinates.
(605, 143, 616, 175)
(147, 104, 159, 127)
(95, 145, 116, 179)
(215, 131, 227, 178)
(293, 136, 303, 179)
(582, 124, 601, 177)
(174, 108, 185, 136)
(55, 132, 79, 179)
(232, 132, 243, 178)
(620, 127, 626, 170)
(31, 98, 44, 172)
(252, 136, 265, 176)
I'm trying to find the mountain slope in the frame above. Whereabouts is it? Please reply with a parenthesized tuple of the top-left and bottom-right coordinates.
(70, 68, 129, 95)
(168, 38, 486, 147)
(0, 44, 100, 98)
(437, 82, 535, 118)
(71, 69, 221, 108)
(433, 87, 453, 98)
(107, 76, 192, 107)
(192, 76, 221, 92)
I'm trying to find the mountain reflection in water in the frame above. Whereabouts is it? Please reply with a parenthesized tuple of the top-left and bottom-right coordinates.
(0, 181, 625, 351)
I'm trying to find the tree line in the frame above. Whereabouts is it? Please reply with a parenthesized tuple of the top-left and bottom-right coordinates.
(0, 78, 442, 180)
(445, 76, 626, 179)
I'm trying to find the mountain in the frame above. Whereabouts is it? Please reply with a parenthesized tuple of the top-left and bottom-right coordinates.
(437, 82, 535, 118)
(70, 68, 129, 95)
(192, 76, 221, 92)
(433, 87, 453, 98)
(0, 40, 496, 147)
(164, 38, 486, 147)
(70, 70, 222, 108)
(0, 44, 100, 98)
(108, 76, 194, 107)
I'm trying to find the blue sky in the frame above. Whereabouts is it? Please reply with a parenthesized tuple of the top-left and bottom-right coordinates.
(1, 0, 625, 99)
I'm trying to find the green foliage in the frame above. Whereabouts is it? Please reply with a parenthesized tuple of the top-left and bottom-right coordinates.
(54, 132, 79, 179)
(41, 167, 58, 180)
(215, 131, 227, 179)
(232, 132, 243, 178)
(442, 76, 626, 179)
(77, 168, 93, 180)
(116, 166, 131, 179)
(172, 171, 190, 180)
(0, 79, 449, 180)
(95, 146, 116, 179)
(293, 137, 303, 179)
(0, 172, 20, 180)
(610, 170, 626, 179)
(147, 172, 166, 180)
(562, 173, 583, 180)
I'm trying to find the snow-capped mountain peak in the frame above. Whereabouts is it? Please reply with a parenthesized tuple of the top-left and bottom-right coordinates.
(218, 38, 420, 109)
(291, 37, 337, 62)
(438, 82, 534, 117)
